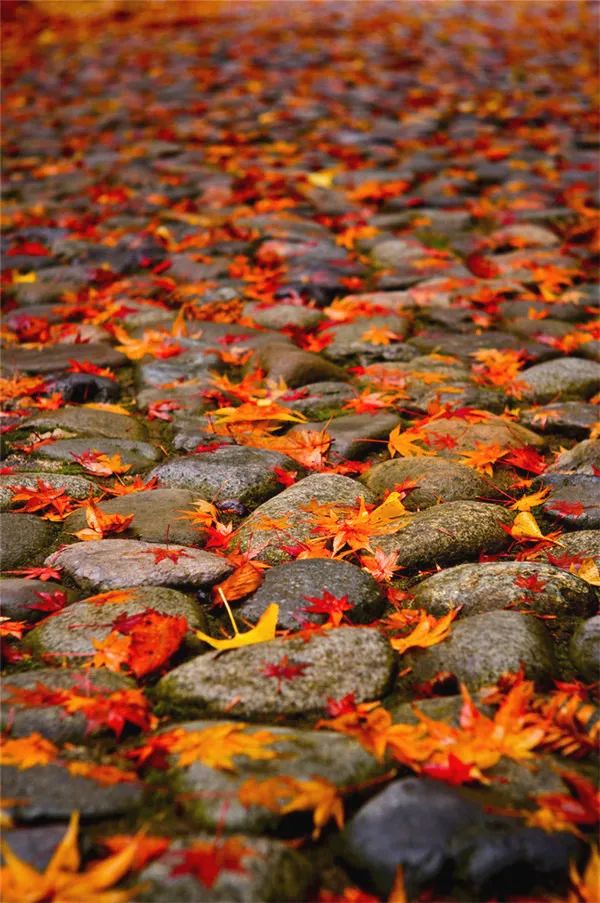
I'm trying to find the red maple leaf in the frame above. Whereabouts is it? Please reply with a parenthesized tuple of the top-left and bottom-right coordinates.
(28, 590, 68, 613)
(261, 654, 309, 692)
(273, 466, 298, 487)
(112, 608, 189, 678)
(142, 547, 193, 565)
(514, 574, 547, 594)
(301, 590, 353, 626)
(465, 253, 500, 279)
(421, 753, 479, 785)
(326, 693, 357, 717)
(503, 447, 547, 474)
(546, 500, 585, 518)
(170, 838, 252, 888)
(4, 565, 63, 581)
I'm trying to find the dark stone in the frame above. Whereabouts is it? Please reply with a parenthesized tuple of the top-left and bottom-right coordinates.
(237, 558, 384, 629)
(0, 513, 56, 570)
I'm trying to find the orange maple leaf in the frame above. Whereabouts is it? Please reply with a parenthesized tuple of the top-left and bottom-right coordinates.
(389, 609, 459, 655)
(73, 501, 134, 541)
(238, 775, 344, 838)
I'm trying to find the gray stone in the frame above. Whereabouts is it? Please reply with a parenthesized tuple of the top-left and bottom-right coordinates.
(167, 721, 384, 833)
(400, 611, 556, 691)
(323, 316, 410, 362)
(379, 501, 512, 570)
(0, 513, 56, 570)
(418, 414, 543, 455)
(0, 472, 95, 512)
(252, 342, 349, 388)
(280, 381, 356, 419)
(0, 578, 77, 622)
(35, 438, 162, 473)
(243, 301, 323, 331)
(149, 447, 299, 508)
(18, 406, 146, 441)
(1, 343, 127, 375)
(138, 834, 312, 903)
(542, 477, 600, 530)
(237, 558, 384, 629)
(409, 330, 552, 364)
(158, 627, 394, 719)
(489, 223, 559, 248)
(1, 825, 69, 871)
(546, 439, 599, 476)
(0, 763, 142, 822)
(233, 474, 375, 564)
(1, 668, 135, 742)
(61, 489, 201, 546)
(519, 357, 600, 403)
(569, 616, 600, 682)
(46, 540, 231, 591)
(25, 586, 206, 659)
(289, 412, 401, 460)
(411, 561, 597, 617)
(520, 403, 599, 438)
(364, 457, 493, 509)
(538, 530, 600, 566)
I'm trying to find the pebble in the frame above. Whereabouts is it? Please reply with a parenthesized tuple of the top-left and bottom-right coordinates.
(158, 627, 395, 719)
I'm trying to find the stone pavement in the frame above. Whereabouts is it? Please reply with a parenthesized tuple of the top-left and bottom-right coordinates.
(1, 2, 599, 901)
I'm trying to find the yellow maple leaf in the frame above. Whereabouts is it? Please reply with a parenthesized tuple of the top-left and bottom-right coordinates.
(0, 811, 141, 903)
(510, 511, 546, 540)
(390, 609, 458, 655)
(170, 723, 281, 771)
(510, 487, 551, 511)
(458, 443, 506, 476)
(195, 601, 279, 650)
(360, 325, 402, 346)
(238, 775, 344, 838)
(387, 425, 433, 458)
(571, 558, 600, 586)
(0, 733, 58, 769)
(83, 403, 132, 416)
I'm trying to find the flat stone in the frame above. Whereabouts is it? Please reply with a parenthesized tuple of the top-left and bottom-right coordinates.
(411, 561, 597, 617)
(35, 438, 162, 473)
(538, 530, 600, 566)
(237, 558, 384, 629)
(234, 474, 375, 564)
(61, 489, 200, 546)
(279, 381, 356, 419)
(138, 834, 312, 903)
(252, 342, 349, 388)
(243, 301, 324, 331)
(0, 578, 78, 623)
(158, 627, 394, 720)
(378, 501, 512, 570)
(0, 472, 94, 511)
(569, 616, 600, 682)
(18, 407, 146, 441)
(546, 439, 599, 476)
(149, 447, 299, 509)
(418, 414, 543, 455)
(289, 412, 401, 460)
(409, 330, 552, 363)
(364, 457, 494, 509)
(1, 668, 135, 742)
(46, 540, 231, 591)
(519, 402, 599, 438)
(542, 476, 600, 530)
(323, 316, 411, 362)
(0, 513, 56, 570)
(1, 763, 142, 822)
(400, 611, 556, 691)
(25, 586, 206, 659)
(519, 357, 600, 403)
(167, 721, 384, 833)
(1, 343, 127, 375)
